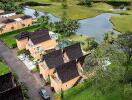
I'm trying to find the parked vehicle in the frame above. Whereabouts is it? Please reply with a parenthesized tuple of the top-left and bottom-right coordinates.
(39, 88, 50, 100)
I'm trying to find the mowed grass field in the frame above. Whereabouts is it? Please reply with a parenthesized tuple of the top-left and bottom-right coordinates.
(27, 0, 114, 19)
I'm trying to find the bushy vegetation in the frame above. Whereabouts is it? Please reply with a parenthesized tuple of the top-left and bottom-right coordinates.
(61, 32, 132, 100)
(17, 49, 26, 55)
(54, 19, 80, 36)
(79, 0, 93, 7)
(0, 0, 23, 13)
(19, 82, 29, 100)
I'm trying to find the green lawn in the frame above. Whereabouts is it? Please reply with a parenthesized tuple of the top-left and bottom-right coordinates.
(0, 62, 10, 76)
(111, 14, 132, 33)
(0, 25, 40, 48)
(62, 80, 123, 100)
(69, 34, 90, 50)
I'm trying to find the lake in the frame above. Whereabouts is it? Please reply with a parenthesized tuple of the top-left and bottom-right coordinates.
(24, 7, 121, 42)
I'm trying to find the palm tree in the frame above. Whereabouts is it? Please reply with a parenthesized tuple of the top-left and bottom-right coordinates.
(103, 32, 115, 44)
(49, 22, 54, 31)
(34, 10, 39, 18)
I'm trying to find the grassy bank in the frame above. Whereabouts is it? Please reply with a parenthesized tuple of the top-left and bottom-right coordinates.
(111, 14, 132, 33)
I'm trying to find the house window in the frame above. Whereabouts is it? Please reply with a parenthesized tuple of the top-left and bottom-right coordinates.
(36, 47, 40, 52)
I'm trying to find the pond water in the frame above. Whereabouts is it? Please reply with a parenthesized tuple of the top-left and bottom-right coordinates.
(24, 7, 121, 42)
(24, 7, 59, 22)
(77, 13, 121, 41)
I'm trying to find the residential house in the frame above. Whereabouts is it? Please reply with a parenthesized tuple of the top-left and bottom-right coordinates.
(63, 43, 88, 70)
(50, 60, 81, 92)
(39, 43, 89, 92)
(16, 29, 58, 59)
(63, 43, 83, 61)
(0, 72, 23, 100)
(0, 11, 16, 18)
(0, 14, 32, 34)
(39, 49, 64, 80)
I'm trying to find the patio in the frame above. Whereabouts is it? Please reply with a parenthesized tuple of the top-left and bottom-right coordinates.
(18, 54, 37, 70)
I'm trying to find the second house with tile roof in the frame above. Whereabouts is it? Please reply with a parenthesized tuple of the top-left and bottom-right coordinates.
(16, 29, 58, 60)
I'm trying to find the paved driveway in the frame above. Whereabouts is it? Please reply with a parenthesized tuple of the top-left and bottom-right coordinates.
(0, 41, 43, 100)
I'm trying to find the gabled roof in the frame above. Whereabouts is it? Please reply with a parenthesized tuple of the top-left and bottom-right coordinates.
(20, 15, 32, 20)
(56, 60, 80, 83)
(0, 11, 15, 15)
(0, 73, 14, 93)
(42, 49, 64, 69)
(77, 53, 89, 66)
(30, 32, 50, 45)
(63, 43, 83, 60)
(2, 19, 15, 24)
(15, 32, 30, 40)
(15, 28, 51, 45)
(0, 86, 23, 100)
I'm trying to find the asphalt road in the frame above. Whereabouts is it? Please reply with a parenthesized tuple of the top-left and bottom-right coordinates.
(0, 41, 43, 100)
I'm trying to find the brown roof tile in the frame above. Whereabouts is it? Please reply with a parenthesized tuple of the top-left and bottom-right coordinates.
(42, 49, 64, 69)
(63, 43, 83, 60)
(0, 73, 14, 93)
(56, 60, 80, 83)
(16, 28, 50, 45)
(0, 86, 23, 100)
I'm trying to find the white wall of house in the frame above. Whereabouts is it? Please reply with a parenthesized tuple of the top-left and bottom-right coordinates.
(0, 12, 16, 18)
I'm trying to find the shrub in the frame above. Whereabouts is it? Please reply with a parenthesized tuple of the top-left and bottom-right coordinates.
(12, 72, 19, 85)
(17, 49, 26, 55)
(20, 82, 29, 100)
(11, 43, 17, 48)
(29, 55, 34, 61)
(0, 57, 4, 62)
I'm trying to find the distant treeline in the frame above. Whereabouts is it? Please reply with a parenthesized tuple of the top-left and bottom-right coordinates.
(93, 0, 131, 2)
(20, 1, 51, 6)
(93, 0, 131, 6)
(0, 0, 23, 2)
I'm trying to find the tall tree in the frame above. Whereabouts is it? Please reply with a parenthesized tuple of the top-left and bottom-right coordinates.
(80, 0, 93, 7)
(37, 15, 50, 28)
(54, 19, 80, 36)
(103, 32, 115, 44)
(116, 32, 132, 67)
(62, 0, 68, 9)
